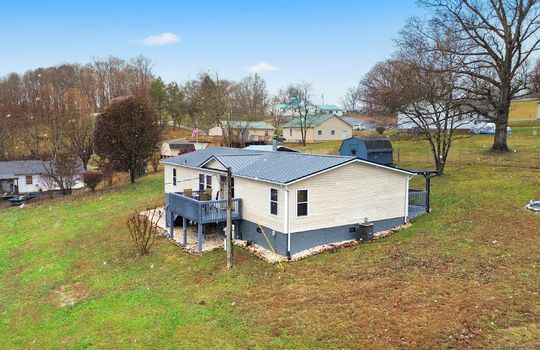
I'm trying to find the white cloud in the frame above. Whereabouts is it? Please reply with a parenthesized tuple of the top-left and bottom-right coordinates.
(246, 62, 278, 73)
(140, 33, 180, 46)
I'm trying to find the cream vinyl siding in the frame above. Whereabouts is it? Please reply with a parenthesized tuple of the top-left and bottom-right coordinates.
(287, 162, 409, 233)
(233, 177, 284, 232)
(313, 116, 352, 141)
(208, 126, 223, 136)
(164, 165, 221, 199)
(283, 127, 314, 143)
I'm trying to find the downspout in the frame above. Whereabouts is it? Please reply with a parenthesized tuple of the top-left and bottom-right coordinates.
(284, 185, 291, 260)
(405, 175, 411, 223)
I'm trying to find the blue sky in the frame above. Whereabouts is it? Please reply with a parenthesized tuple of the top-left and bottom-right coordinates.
(0, 0, 422, 105)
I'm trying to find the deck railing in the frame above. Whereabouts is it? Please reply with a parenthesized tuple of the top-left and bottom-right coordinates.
(408, 189, 428, 219)
(167, 191, 242, 224)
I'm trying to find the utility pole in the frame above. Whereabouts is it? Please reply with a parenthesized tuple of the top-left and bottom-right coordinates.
(226, 167, 233, 270)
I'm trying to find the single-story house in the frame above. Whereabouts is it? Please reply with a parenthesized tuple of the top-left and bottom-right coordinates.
(208, 121, 275, 143)
(0, 160, 84, 197)
(161, 139, 208, 158)
(397, 112, 489, 131)
(318, 104, 344, 116)
(162, 147, 418, 257)
(277, 103, 343, 117)
(282, 115, 353, 143)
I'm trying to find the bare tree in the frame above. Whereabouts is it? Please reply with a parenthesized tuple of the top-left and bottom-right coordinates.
(532, 58, 540, 93)
(341, 85, 362, 112)
(418, 0, 540, 152)
(362, 19, 475, 175)
(362, 59, 473, 174)
(276, 82, 317, 146)
(42, 152, 82, 195)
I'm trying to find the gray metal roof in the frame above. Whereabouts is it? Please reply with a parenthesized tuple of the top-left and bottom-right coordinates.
(162, 147, 413, 184)
(0, 160, 49, 176)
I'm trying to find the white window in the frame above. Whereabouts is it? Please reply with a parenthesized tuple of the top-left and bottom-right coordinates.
(317, 130, 322, 135)
(331, 130, 335, 135)
(172, 168, 177, 186)
(199, 174, 212, 191)
(297, 190, 308, 217)
(270, 188, 278, 215)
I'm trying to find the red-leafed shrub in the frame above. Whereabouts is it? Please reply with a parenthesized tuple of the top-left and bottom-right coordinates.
(83, 172, 102, 191)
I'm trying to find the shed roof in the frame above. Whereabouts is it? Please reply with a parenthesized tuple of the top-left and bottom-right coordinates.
(162, 147, 413, 185)
(342, 138, 393, 153)
(0, 160, 49, 176)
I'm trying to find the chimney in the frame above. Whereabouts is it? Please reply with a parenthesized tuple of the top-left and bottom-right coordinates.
(272, 139, 278, 152)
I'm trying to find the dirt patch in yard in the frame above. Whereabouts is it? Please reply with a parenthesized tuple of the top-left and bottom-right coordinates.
(50, 282, 90, 308)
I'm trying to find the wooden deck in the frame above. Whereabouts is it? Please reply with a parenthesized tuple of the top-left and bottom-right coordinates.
(167, 192, 242, 224)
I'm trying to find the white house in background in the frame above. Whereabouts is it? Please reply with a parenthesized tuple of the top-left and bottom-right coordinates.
(276, 103, 344, 118)
(282, 114, 353, 143)
(162, 147, 418, 257)
(396, 111, 489, 131)
(0, 160, 84, 196)
(208, 121, 275, 143)
(318, 104, 344, 116)
(161, 139, 208, 158)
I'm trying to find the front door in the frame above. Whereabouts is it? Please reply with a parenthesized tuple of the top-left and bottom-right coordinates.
(342, 130, 349, 139)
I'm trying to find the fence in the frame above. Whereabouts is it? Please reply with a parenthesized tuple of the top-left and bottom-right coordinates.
(408, 190, 427, 219)
(394, 148, 540, 169)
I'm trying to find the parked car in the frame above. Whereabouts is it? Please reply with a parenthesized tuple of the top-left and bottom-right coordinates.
(353, 124, 365, 131)
(273, 135, 286, 142)
(8, 191, 40, 206)
(470, 123, 512, 135)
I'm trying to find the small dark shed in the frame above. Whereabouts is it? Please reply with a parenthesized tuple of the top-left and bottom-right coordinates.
(339, 137, 394, 166)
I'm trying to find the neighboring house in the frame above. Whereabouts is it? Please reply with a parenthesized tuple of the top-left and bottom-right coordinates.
(537, 101, 540, 120)
(276, 103, 344, 118)
(318, 104, 343, 116)
(282, 114, 353, 143)
(161, 139, 208, 158)
(162, 147, 417, 257)
(0, 160, 84, 196)
(397, 112, 488, 131)
(208, 121, 275, 143)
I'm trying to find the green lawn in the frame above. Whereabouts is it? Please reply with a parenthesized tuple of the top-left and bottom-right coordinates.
(1, 131, 539, 349)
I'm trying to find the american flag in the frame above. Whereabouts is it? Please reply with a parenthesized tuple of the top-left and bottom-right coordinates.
(191, 121, 199, 139)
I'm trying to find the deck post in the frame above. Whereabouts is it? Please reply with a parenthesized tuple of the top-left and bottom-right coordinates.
(169, 211, 174, 238)
(197, 222, 203, 255)
(182, 217, 187, 246)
